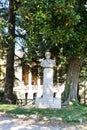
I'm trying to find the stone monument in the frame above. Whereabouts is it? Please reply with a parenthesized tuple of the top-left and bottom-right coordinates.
(35, 50, 61, 108)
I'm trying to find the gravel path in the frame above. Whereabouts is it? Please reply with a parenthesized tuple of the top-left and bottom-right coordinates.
(0, 113, 87, 130)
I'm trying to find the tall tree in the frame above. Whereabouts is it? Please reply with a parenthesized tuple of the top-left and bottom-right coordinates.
(63, 57, 83, 104)
(63, 0, 87, 104)
(7, 0, 86, 105)
(4, 0, 15, 103)
(20, 0, 87, 104)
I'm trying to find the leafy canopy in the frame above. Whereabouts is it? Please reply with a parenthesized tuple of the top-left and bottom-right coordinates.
(17, 0, 80, 62)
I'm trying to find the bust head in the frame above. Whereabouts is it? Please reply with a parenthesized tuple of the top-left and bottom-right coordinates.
(41, 50, 56, 67)
(45, 50, 51, 60)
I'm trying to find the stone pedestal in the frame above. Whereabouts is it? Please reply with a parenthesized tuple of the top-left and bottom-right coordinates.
(35, 97, 61, 108)
(35, 67, 61, 109)
(43, 68, 53, 99)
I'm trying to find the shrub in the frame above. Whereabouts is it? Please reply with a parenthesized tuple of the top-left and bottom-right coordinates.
(0, 90, 17, 104)
(12, 92, 18, 104)
(0, 90, 4, 103)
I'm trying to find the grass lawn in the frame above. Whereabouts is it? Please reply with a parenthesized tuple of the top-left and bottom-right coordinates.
(0, 104, 87, 123)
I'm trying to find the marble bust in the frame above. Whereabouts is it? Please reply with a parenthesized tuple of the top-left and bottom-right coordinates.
(41, 51, 56, 68)
(35, 50, 61, 108)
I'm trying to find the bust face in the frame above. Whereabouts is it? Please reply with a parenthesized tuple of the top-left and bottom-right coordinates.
(45, 52, 51, 60)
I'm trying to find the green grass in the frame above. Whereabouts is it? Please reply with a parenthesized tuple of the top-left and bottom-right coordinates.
(0, 104, 87, 123)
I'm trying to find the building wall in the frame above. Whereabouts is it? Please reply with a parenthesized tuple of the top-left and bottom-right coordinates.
(14, 61, 62, 100)
(0, 55, 62, 100)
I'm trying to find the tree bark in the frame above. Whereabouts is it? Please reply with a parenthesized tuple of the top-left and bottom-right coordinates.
(62, 57, 82, 105)
(4, 0, 15, 103)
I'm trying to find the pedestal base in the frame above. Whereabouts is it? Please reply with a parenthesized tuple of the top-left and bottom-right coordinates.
(35, 97, 61, 109)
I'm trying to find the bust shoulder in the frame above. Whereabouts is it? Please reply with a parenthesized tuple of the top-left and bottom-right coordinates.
(41, 59, 56, 68)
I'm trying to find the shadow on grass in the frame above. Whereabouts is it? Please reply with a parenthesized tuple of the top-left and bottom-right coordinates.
(0, 104, 87, 123)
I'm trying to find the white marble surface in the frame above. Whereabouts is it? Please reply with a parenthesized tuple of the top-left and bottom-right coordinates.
(36, 65, 61, 108)
(43, 68, 53, 99)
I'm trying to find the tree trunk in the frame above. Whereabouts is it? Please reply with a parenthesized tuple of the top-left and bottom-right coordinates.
(62, 57, 82, 105)
(4, 0, 15, 103)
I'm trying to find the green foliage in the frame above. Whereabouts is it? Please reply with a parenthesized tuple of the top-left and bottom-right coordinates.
(15, 0, 87, 71)
(0, 0, 87, 60)
(17, 0, 80, 63)
(12, 92, 18, 104)
(0, 90, 18, 104)
(0, 90, 4, 102)
(69, 99, 79, 106)
(79, 59, 87, 103)
(0, 15, 15, 49)
(63, 0, 87, 58)
(80, 59, 87, 81)
(0, 18, 8, 48)
(62, 82, 71, 102)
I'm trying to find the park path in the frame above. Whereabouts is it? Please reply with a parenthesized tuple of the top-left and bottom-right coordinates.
(0, 112, 87, 130)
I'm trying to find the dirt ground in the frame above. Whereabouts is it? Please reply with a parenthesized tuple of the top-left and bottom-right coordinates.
(0, 112, 87, 130)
